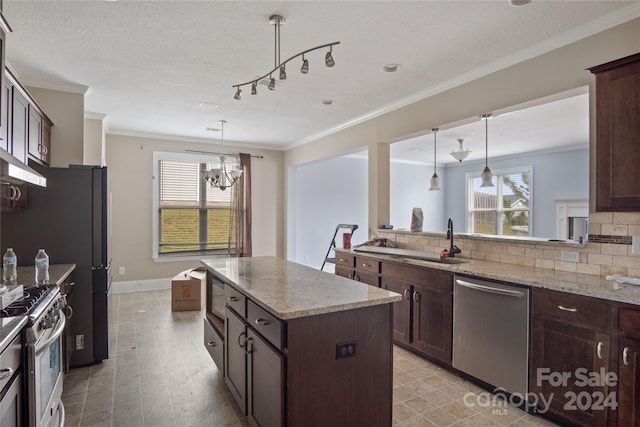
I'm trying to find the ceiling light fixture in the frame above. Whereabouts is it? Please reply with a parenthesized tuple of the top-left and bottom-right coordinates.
(480, 114, 494, 188)
(450, 138, 471, 162)
(202, 120, 243, 191)
(429, 128, 441, 191)
(383, 63, 400, 73)
(232, 15, 340, 99)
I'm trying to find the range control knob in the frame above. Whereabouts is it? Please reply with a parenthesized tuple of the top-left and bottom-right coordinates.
(41, 314, 53, 330)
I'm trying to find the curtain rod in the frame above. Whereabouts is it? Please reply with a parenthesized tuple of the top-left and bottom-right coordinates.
(185, 149, 263, 159)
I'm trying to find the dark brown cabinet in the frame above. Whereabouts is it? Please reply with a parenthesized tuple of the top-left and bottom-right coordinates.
(588, 53, 640, 211)
(618, 307, 640, 427)
(353, 256, 379, 286)
(27, 104, 51, 165)
(9, 83, 28, 164)
(246, 329, 284, 427)
(530, 289, 613, 426)
(225, 307, 248, 414)
(380, 262, 453, 365)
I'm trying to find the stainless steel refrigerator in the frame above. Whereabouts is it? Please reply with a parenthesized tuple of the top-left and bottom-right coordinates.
(1, 164, 110, 367)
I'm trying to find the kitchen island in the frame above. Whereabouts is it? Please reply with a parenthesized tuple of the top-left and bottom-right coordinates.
(201, 256, 402, 427)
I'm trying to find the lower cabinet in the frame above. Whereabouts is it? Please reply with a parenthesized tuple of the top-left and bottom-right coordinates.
(246, 329, 284, 427)
(530, 289, 613, 426)
(225, 308, 249, 415)
(380, 262, 453, 365)
(203, 318, 224, 372)
(618, 337, 640, 426)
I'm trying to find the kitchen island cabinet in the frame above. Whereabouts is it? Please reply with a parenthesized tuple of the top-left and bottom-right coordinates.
(202, 256, 401, 427)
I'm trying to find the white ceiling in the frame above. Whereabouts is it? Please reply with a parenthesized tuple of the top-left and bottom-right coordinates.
(3, 1, 638, 154)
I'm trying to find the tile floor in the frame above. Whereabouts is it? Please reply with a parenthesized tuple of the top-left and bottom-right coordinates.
(62, 289, 560, 426)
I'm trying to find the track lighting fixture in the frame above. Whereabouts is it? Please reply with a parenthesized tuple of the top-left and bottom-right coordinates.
(232, 14, 340, 99)
(480, 114, 494, 188)
(429, 128, 441, 191)
(251, 82, 257, 95)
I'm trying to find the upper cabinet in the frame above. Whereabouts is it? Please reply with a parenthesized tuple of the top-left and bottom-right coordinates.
(589, 53, 640, 211)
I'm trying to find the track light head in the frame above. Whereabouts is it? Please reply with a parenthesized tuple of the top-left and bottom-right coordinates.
(279, 64, 287, 80)
(234, 88, 241, 100)
(268, 77, 276, 91)
(301, 57, 309, 74)
(251, 82, 257, 95)
(325, 46, 335, 67)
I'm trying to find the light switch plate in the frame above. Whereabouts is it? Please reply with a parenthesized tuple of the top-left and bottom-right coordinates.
(633, 236, 640, 255)
(119, 266, 126, 275)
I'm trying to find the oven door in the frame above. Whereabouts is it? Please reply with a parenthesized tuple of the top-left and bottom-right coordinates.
(29, 310, 66, 427)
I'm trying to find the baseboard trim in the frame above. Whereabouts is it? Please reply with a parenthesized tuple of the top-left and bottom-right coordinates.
(110, 277, 171, 294)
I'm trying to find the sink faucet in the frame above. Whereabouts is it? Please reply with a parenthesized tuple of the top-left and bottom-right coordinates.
(446, 218, 462, 257)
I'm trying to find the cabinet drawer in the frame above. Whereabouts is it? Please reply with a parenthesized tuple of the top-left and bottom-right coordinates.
(0, 333, 21, 392)
(247, 300, 284, 350)
(382, 263, 452, 291)
(335, 254, 354, 268)
(225, 286, 246, 318)
(353, 271, 379, 287)
(355, 256, 379, 273)
(335, 266, 353, 279)
(532, 289, 610, 329)
(204, 318, 224, 371)
(620, 307, 640, 338)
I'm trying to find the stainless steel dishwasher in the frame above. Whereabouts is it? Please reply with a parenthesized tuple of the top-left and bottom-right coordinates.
(453, 276, 530, 397)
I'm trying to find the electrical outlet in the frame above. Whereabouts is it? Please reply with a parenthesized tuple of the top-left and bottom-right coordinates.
(336, 341, 357, 359)
(561, 250, 580, 263)
(119, 266, 125, 275)
(633, 236, 640, 255)
(75, 334, 85, 350)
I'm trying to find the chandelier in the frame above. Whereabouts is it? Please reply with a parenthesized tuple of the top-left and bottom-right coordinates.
(202, 120, 243, 191)
(450, 138, 471, 162)
(232, 14, 340, 100)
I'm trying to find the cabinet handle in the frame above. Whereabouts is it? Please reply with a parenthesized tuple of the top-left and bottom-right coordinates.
(64, 305, 74, 319)
(403, 289, 410, 300)
(207, 341, 217, 347)
(254, 318, 271, 326)
(228, 296, 239, 302)
(0, 368, 12, 380)
(354, 274, 360, 281)
(237, 332, 247, 348)
(596, 341, 604, 359)
(339, 258, 346, 262)
(558, 305, 578, 313)
(244, 337, 254, 355)
(413, 291, 420, 302)
(623, 347, 630, 366)
(362, 263, 371, 268)
(348, 272, 355, 280)
(14, 186, 21, 200)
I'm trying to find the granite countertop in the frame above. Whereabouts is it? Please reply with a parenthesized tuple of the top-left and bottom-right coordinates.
(339, 249, 640, 305)
(0, 315, 28, 354)
(10, 263, 76, 287)
(201, 256, 402, 320)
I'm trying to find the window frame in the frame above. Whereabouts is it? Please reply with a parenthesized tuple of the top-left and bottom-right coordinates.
(152, 151, 233, 261)
(465, 165, 533, 237)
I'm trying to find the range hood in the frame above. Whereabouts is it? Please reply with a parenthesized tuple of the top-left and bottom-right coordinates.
(0, 148, 47, 187)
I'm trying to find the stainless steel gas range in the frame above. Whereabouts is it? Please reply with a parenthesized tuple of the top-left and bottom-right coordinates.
(1, 286, 67, 427)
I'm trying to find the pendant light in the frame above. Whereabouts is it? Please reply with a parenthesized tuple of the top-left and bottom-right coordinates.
(480, 114, 494, 188)
(429, 128, 440, 191)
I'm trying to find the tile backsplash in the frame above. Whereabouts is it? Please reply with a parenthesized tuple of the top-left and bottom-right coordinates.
(374, 212, 640, 277)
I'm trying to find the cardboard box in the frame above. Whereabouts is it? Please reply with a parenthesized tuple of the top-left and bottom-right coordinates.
(171, 267, 206, 311)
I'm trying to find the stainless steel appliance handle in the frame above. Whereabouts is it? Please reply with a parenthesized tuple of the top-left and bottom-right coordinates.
(455, 279, 526, 297)
(623, 347, 630, 366)
(0, 367, 12, 380)
(35, 310, 66, 356)
(58, 401, 65, 427)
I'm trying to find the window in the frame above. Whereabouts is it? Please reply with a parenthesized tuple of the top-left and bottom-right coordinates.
(466, 167, 532, 236)
(152, 152, 237, 258)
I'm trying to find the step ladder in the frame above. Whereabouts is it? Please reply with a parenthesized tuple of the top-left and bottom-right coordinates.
(321, 224, 358, 271)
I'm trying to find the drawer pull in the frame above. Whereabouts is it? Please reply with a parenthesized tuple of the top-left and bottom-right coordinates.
(255, 318, 271, 326)
(362, 263, 371, 268)
(228, 296, 240, 302)
(206, 341, 217, 347)
(0, 368, 12, 380)
(558, 305, 577, 313)
(339, 258, 346, 262)
(403, 289, 410, 300)
(596, 341, 604, 359)
(623, 347, 630, 366)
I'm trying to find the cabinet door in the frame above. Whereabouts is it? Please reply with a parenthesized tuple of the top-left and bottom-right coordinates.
(530, 318, 611, 426)
(10, 87, 28, 164)
(246, 329, 284, 427)
(353, 270, 379, 287)
(412, 282, 453, 364)
(380, 277, 411, 344)
(41, 118, 51, 165)
(618, 337, 640, 427)
(225, 308, 247, 415)
(28, 105, 42, 160)
(0, 31, 6, 152)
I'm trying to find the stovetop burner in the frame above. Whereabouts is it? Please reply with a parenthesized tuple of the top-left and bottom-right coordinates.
(0, 286, 54, 318)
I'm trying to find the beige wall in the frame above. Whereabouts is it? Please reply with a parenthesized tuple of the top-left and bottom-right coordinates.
(106, 134, 284, 282)
(27, 86, 85, 167)
(283, 18, 640, 254)
(84, 116, 106, 166)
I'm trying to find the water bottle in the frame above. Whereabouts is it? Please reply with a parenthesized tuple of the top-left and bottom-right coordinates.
(35, 249, 49, 284)
(3, 248, 17, 284)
